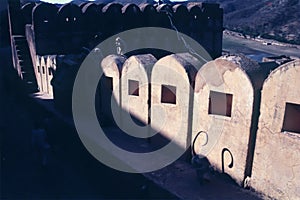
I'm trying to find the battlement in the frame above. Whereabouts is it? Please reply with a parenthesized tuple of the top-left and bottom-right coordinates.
(14, 1, 223, 57)
(6, 1, 300, 199)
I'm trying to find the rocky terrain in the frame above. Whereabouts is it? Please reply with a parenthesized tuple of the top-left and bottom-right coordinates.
(206, 0, 300, 44)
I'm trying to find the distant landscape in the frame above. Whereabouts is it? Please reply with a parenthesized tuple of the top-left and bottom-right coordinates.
(205, 0, 300, 45)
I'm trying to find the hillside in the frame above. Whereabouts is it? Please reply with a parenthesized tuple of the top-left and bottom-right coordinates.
(206, 0, 300, 44)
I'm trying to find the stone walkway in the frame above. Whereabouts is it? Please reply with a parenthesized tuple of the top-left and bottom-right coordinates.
(30, 93, 266, 200)
(0, 47, 175, 199)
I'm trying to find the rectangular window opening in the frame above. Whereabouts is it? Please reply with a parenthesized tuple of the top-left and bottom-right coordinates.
(282, 102, 300, 134)
(42, 66, 45, 74)
(208, 91, 233, 117)
(128, 79, 139, 96)
(161, 85, 176, 104)
(48, 68, 52, 76)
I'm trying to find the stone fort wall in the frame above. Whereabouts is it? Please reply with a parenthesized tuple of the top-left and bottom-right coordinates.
(55, 53, 300, 199)
(98, 54, 300, 200)
(21, 1, 223, 57)
(7, 1, 300, 199)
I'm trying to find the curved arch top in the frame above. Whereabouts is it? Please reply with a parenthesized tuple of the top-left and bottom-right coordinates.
(151, 53, 200, 149)
(120, 54, 157, 127)
(57, 3, 83, 32)
(21, 2, 36, 25)
(32, 3, 58, 33)
(252, 59, 300, 200)
(192, 55, 255, 185)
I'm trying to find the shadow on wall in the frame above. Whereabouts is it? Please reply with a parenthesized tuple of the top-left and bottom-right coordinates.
(7, 1, 300, 198)
(96, 53, 251, 181)
(30, 48, 300, 199)
(95, 53, 300, 199)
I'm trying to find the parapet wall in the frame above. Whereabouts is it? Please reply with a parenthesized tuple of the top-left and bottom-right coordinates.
(23, 45, 300, 199)
(19, 1, 223, 58)
(192, 56, 256, 185)
(8, 1, 300, 198)
(100, 54, 300, 199)
(252, 60, 300, 200)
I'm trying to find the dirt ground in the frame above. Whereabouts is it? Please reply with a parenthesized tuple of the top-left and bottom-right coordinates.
(223, 32, 300, 59)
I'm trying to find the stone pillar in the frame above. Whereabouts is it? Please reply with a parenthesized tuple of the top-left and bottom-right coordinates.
(99, 54, 126, 126)
(251, 60, 300, 200)
(121, 54, 157, 127)
(151, 53, 198, 150)
(192, 55, 256, 185)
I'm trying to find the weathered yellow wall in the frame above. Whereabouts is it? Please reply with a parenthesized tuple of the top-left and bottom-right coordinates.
(151, 53, 198, 150)
(120, 54, 156, 126)
(252, 60, 300, 200)
(192, 55, 255, 185)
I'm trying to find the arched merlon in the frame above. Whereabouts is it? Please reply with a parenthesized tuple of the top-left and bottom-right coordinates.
(21, 2, 35, 25)
(99, 55, 126, 125)
(252, 59, 300, 200)
(172, 4, 189, 33)
(192, 55, 256, 185)
(121, 54, 157, 126)
(82, 3, 99, 32)
(156, 4, 173, 29)
(102, 3, 123, 36)
(57, 3, 83, 32)
(32, 3, 58, 55)
(57, 3, 84, 54)
(151, 53, 198, 150)
(139, 3, 157, 27)
(122, 3, 142, 29)
(218, 55, 280, 182)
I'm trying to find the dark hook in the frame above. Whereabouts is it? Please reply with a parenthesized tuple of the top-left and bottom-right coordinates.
(221, 148, 234, 173)
(192, 131, 208, 157)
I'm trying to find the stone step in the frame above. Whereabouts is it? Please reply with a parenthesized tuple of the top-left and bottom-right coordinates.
(12, 35, 38, 93)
